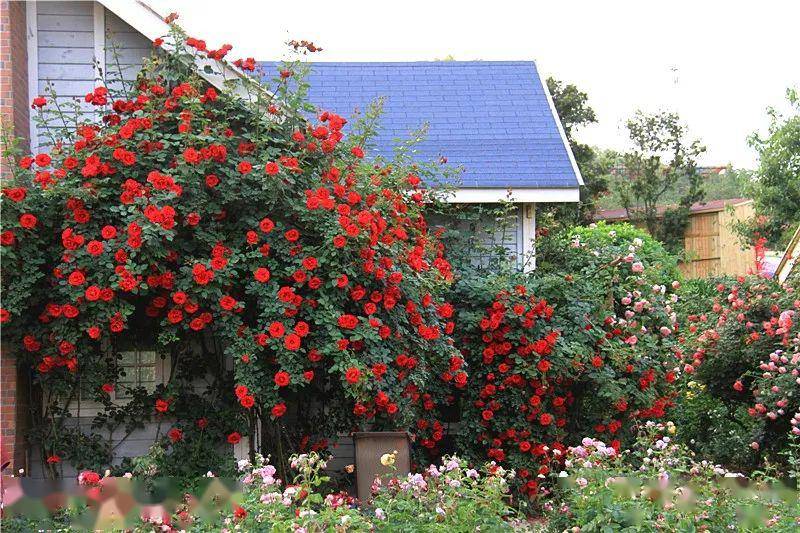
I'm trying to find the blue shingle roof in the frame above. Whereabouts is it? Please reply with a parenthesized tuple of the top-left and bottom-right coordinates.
(258, 61, 580, 189)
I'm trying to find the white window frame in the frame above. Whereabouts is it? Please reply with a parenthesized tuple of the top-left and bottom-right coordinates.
(65, 348, 170, 418)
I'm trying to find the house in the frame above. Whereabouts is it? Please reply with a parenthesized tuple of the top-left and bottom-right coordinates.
(594, 198, 756, 278)
(0, 0, 580, 476)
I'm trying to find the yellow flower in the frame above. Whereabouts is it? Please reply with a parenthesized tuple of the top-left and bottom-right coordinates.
(380, 452, 396, 467)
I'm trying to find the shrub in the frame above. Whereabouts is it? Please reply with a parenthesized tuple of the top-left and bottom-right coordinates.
(546, 422, 800, 532)
(454, 227, 682, 499)
(0, 22, 462, 476)
(677, 275, 800, 468)
(536, 221, 681, 287)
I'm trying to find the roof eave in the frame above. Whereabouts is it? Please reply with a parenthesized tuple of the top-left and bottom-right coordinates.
(442, 187, 580, 204)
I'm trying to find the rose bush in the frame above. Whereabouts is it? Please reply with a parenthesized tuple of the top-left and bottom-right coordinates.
(453, 225, 683, 499)
(0, 21, 463, 477)
(676, 275, 800, 469)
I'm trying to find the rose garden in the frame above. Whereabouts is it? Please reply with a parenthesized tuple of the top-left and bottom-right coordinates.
(0, 20, 798, 532)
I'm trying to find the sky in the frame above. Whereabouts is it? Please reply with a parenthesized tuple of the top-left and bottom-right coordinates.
(157, 0, 800, 169)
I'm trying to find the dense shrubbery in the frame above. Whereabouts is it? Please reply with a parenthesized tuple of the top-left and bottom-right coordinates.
(674, 275, 800, 470)
(452, 223, 683, 498)
(536, 221, 681, 286)
(1, 23, 462, 478)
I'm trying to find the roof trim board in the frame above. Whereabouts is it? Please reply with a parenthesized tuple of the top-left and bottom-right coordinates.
(97, 0, 258, 100)
(442, 187, 579, 203)
(532, 63, 584, 187)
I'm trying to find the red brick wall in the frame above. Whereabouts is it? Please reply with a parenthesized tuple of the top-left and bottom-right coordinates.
(1, 0, 31, 473)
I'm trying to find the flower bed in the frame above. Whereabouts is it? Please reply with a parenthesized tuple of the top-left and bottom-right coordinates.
(547, 422, 800, 531)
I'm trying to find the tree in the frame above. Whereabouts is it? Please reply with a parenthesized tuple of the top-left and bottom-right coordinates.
(747, 88, 800, 247)
(544, 77, 610, 225)
(615, 111, 705, 251)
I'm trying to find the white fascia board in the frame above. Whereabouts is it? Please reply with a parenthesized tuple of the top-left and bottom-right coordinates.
(441, 188, 579, 203)
(96, 0, 265, 101)
(533, 63, 585, 187)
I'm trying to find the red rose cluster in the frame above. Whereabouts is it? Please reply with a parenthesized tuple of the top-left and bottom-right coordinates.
(1, 23, 464, 462)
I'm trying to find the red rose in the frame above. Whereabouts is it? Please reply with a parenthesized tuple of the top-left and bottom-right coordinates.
(284, 229, 299, 242)
(332, 235, 346, 248)
(219, 295, 238, 310)
(269, 321, 285, 338)
(84, 285, 101, 301)
(197, 418, 208, 429)
(539, 413, 553, 426)
(237, 161, 252, 174)
(265, 162, 279, 175)
(101, 383, 114, 393)
(233, 505, 247, 521)
(302, 257, 318, 270)
(19, 214, 38, 229)
(87, 326, 101, 339)
(155, 398, 170, 413)
(68, 270, 86, 286)
(254, 267, 270, 283)
(1, 231, 15, 246)
(168, 428, 183, 443)
(284, 333, 301, 351)
(337, 314, 359, 329)
(271, 403, 287, 418)
(227, 432, 242, 445)
(481, 409, 494, 421)
(536, 359, 551, 373)
(182, 147, 201, 164)
(205, 174, 219, 187)
(344, 367, 361, 384)
(259, 217, 275, 233)
(274, 371, 290, 387)
(240, 395, 255, 408)
(86, 240, 104, 256)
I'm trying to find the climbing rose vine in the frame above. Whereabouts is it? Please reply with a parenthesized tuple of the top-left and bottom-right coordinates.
(0, 23, 463, 475)
(455, 229, 682, 498)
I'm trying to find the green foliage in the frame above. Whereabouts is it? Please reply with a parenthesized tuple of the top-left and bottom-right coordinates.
(671, 381, 761, 471)
(747, 88, 800, 247)
(536, 222, 681, 286)
(676, 275, 800, 471)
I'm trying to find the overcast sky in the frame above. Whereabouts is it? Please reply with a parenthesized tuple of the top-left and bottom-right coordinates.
(158, 0, 800, 169)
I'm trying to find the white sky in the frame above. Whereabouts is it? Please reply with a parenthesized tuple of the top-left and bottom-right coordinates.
(157, 0, 800, 169)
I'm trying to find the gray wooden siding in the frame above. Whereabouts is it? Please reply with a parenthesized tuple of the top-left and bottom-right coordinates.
(33, 2, 151, 148)
(104, 9, 150, 93)
(35, 1, 96, 147)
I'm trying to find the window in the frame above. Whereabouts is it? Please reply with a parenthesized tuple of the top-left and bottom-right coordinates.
(67, 348, 169, 417)
(115, 349, 160, 400)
